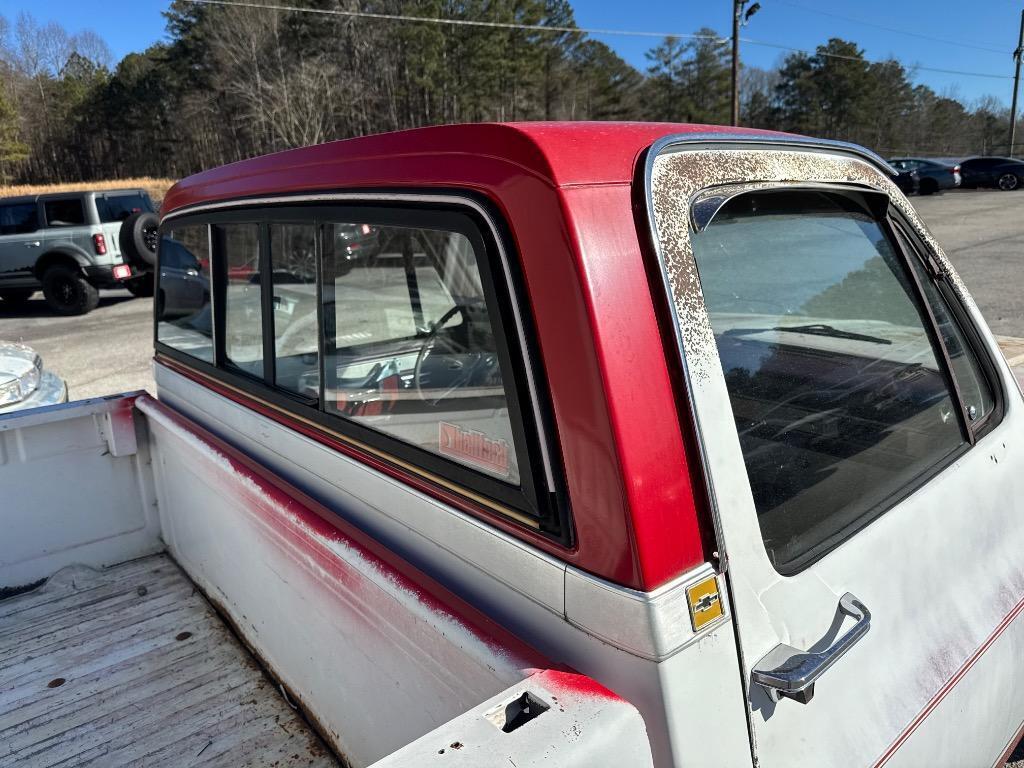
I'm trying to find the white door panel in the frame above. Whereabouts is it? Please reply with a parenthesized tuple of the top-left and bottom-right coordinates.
(646, 138, 1024, 767)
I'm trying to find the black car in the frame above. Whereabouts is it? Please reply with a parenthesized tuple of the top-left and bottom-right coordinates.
(892, 167, 919, 195)
(958, 156, 1024, 191)
(888, 158, 961, 195)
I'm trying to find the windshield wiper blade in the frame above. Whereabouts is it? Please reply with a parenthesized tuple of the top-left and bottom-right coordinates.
(723, 323, 893, 345)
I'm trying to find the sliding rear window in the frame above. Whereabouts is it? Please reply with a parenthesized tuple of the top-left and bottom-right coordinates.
(155, 202, 562, 537)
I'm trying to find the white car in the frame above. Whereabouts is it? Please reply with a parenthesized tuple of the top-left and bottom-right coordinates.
(0, 341, 67, 413)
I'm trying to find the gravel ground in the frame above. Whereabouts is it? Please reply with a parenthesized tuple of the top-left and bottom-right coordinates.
(912, 189, 1024, 338)
(0, 289, 153, 400)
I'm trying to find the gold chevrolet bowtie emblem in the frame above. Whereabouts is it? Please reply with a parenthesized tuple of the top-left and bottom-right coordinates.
(686, 576, 724, 631)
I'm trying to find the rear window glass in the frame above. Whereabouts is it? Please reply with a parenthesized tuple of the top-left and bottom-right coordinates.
(220, 224, 264, 378)
(97, 193, 154, 223)
(0, 203, 38, 235)
(322, 222, 521, 483)
(157, 225, 213, 363)
(271, 223, 318, 396)
(691, 190, 966, 573)
(44, 199, 85, 227)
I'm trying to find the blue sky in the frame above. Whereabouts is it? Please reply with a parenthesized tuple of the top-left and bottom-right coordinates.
(4, 0, 1022, 106)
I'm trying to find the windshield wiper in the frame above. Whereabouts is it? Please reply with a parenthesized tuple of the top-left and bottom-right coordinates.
(723, 323, 892, 345)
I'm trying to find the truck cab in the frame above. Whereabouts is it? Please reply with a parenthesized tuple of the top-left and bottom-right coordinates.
(4, 123, 1024, 767)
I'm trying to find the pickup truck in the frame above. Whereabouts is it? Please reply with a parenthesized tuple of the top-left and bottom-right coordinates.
(4, 123, 1024, 768)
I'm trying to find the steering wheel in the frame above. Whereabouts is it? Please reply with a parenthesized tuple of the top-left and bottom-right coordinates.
(413, 301, 489, 406)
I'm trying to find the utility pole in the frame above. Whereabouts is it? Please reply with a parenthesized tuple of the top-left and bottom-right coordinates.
(731, 1, 760, 127)
(731, 0, 742, 126)
(1010, 9, 1024, 158)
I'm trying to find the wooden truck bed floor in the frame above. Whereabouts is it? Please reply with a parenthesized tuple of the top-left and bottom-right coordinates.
(0, 553, 338, 767)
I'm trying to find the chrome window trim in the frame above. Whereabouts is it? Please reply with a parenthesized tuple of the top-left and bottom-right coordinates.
(162, 191, 557, 494)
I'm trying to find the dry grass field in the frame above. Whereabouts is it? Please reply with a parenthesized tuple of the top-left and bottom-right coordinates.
(0, 177, 176, 207)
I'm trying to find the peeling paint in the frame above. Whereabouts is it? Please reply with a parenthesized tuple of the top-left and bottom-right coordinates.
(649, 148, 975, 384)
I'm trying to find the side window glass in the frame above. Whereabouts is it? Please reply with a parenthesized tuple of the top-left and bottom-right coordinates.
(903, 242, 996, 424)
(44, 199, 85, 227)
(270, 223, 319, 397)
(96, 194, 153, 223)
(0, 203, 39, 235)
(157, 225, 213, 363)
(322, 221, 520, 484)
(691, 190, 966, 573)
(220, 224, 264, 378)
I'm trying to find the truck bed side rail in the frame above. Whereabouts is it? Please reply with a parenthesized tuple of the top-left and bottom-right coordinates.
(135, 395, 653, 766)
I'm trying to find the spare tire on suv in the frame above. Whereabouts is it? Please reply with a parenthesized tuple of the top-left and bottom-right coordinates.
(119, 211, 159, 268)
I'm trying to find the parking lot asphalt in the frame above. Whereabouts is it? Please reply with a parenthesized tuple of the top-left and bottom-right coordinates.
(912, 189, 1024, 338)
(0, 188, 1021, 403)
(0, 289, 153, 400)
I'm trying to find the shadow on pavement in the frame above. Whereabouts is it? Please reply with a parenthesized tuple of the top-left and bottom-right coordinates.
(0, 295, 141, 319)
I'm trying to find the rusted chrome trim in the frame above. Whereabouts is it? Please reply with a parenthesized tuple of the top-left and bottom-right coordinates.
(639, 133, 900, 572)
(646, 132, 897, 178)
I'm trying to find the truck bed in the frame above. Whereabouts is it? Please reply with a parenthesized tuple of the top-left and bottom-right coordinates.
(0, 553, 337, 768)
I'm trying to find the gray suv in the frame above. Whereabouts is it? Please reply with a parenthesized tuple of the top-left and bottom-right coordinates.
(0, 189, 158, 315)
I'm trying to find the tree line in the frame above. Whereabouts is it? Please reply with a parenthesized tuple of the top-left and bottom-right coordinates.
(0, 1, 1019, 185)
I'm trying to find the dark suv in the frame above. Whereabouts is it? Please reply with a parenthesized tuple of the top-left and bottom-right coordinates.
(0, 189, 158, 315)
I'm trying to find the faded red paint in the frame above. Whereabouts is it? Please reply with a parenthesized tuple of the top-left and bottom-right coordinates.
(872, 591, 1024, 767)
(536, 669, 623, 701)
(160, 122, 789, 591)
(136, 394, 551, 672)
(156, 354, 579, 565)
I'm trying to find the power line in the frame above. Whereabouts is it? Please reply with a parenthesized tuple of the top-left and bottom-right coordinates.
(772, 0, 1008, 55)
(182, 0, 1014, 81)
(182, 0, 717, 41)
(742, 38, 1014, 80)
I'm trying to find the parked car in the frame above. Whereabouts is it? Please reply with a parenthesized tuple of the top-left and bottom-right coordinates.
(0, 340, 66, 413)
(0, 189, 158, 315)
(4, 124, 1024, 768)
(959, 156, 1024, 191)
(888, 157, 961, 194)
(892, 166, 919, 195)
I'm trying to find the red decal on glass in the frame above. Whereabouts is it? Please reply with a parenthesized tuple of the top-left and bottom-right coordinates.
(438, 421, 510, 477)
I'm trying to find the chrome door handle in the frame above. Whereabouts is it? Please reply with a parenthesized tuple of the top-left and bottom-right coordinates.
(751, 592, 870, 704)
(24, 241, 41, 247)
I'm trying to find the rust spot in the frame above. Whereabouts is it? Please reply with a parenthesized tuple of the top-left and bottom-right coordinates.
(47, 677, 66, 688)
(175, 631, 193, 641)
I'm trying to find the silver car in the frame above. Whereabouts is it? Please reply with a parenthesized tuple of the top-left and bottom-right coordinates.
(0, 341, 67, 414)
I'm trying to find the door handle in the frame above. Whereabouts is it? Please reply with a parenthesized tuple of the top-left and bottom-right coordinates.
(24, 241, 41, 247)
(751, 592, 870, 704)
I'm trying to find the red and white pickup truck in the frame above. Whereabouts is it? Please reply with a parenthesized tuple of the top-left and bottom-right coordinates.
(5, 123, 1024, 768)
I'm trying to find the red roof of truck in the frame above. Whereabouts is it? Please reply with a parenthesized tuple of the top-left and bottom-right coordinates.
(162, 122, 786, 213)
(158, 121, 792, 591)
